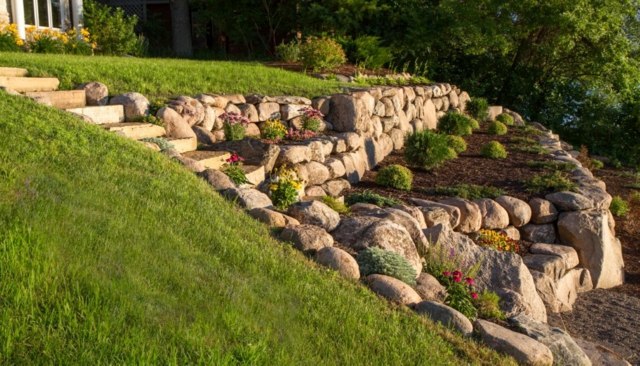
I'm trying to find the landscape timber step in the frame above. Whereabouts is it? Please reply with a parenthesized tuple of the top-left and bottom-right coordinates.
(67, 105, 125, 124)
(166, 137, 197, 153)
(242, 165, 266, 186)
(182, 150, 231, 170)
(26, 90, 86, 109)
(0, 76, 59, 92)
(0, 67, 29, 77)
(103, 122, 166, 140)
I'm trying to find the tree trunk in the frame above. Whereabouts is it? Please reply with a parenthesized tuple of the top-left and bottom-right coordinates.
(171, 0, 193, 57)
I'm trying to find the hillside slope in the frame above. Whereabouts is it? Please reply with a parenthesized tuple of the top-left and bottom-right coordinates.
(0, 93, 512, 364)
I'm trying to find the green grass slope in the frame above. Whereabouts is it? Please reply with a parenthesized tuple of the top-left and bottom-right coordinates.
(0, 52, 344, 98)
(0, 93, 513, 364)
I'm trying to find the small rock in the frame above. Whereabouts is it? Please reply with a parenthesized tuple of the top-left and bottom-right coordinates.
(280, 224, 333, 254)
(500, 226, 521, 241)
(315, 247, 360, 279)
(223, 188, 273, 210)
(248, 207, 300, 228)
(415, 273, 447, 302)
(321, 179, 351, 197)
(530, 243, 580, 270)
(365, 274, 422, 305)
(174, 156, 205, 173)
(76, 81, 108, 106)
(157, 107, 196, 139)
(439, 198, 482, 233)
(475, 198, 510, 230)
(521, 223, 557, 243)
(109, 92, 149, 120)
(475, 319, 553, 366)
(410, 198, 460, 228)
(198, 169, 235, 190)
(529, 198, 559, 224)
(192, 125, 216, 145)
(496, 195, 532, 227)
(287, 200, 341, 231)
(414, 301, 473, 337)
(168, 96, 205, 126)
(546, 192, 594, 211)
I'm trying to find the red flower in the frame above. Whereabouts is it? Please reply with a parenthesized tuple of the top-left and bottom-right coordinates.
(443, 271, 451, 277)
(471, 292, 479, 300)
(465, 277, 475, 285)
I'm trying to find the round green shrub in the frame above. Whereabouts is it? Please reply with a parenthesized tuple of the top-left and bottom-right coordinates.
(404, 130, 457, 170)
(376, 164, 413, 191)
(496, 113, 514, 126)
(466, 98, 489, 121)
(481, 141, 508, 159)
(448, 135, 467, 153)
(488, 121, 508, 135)
(437, 112, 474, 136)
(470, 118, 480, 129)
(300, 36, 347, 71)
(610, 196, 629, 217)
(357, 247, 417, 285)
(276, 40, 300, 62)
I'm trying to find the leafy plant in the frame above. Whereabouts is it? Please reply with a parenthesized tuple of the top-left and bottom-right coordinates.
(321, 196, 350, 215)
(275, 40, 300, 62)
(526, 160, 576, 172)
(481, 141, 508, 159)
(437, 270, 478, 320)
(475, 230, 520, 253)
(357, 247, 417, 285)
(299, 36, 347, 71)
(513, 144, 548, 155)
(221, 153, 249, 185)
(261, 118, 287, 141)
(0, 23, 23, 51)
(448, 135, 468, 153)
(269, 166, 302, 210)
(610, 196, 629, 217)
(496, 113, 514, 126)
(469, 118, 480, 130)
(299, 107, 323, 132)
(83, 0, 143, 56)
(438, 112, 474, 136)
(345, 190, 403, 207)
(285, 128, 316, 141)
(487, 121, 508, 135)
(404, 130, 457, 170)
(510, 136, 536, 145)
(591, 159, 604, 170)
(375, 165, 413, 191)
(353, 35, 393, 70)
(466, 98, 489, 121)
(431, 184, 504, 200)
(140, 137, 174, 151)
(221, 112, 250, 141)
(526, 171, 577, 194)
(474, 290, 505, 320)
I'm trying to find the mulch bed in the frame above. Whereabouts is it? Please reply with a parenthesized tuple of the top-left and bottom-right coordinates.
(347, 124, 555, 202)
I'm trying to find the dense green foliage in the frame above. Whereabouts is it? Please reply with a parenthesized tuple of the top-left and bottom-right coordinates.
(481, 141, 508, 159)
(432, 184, 504, 200)
(300, 37, 347, 71)
(448, 135, 467, 153)
(474, 291, 505, 321)
(321, 196, 350, 215)
(465, 98, 489, 121)
(526, 171, 577, 194)
(375, 165, 413, 191)
(357, 247, 417, 285)
(438, 112, 474, 136)
(0, 93, 514, 364)
(83, 0, 143, 56)
(405, 130, 457, 170)
(610, 196, 630, 217)
(496, 114, 514, 126)
(345, 190, 403, 207)
(487, 121, 508, 136)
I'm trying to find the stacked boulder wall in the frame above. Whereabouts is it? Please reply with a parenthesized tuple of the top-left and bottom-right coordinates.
(424, 224, 547, 322)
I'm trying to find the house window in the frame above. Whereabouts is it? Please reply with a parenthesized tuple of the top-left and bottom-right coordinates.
(12, 0, 66, 29)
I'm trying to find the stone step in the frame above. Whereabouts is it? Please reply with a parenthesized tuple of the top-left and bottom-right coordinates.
(67, 105, 125, 124)
(26, 90, 86, 109)
(183, 150, 231, 170)
(0, 76, 59, 92)
(166, 137, 197, 153)
(103, 122, 166, 140)
(242, 165, 266, 186)
(0, 67, 29, 77)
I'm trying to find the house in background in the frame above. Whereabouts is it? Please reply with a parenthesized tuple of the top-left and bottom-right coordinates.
(0, 0, 83, 38)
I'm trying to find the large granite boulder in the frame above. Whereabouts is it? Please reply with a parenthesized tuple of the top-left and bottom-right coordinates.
(475, 319, 553, 366)
(287, 200, 341, 232)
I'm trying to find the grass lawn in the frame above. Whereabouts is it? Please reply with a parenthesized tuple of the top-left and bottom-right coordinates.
(0, 93, 514, 364)
(0, 52, 345, 99)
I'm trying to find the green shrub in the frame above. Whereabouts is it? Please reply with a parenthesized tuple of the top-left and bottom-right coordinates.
(300, 36, 347, 71)
(513, 144, 549, 155)
(591, 159, 605, 170)
(526, 160, 576, 172)
(140, 137, 174, 151)
(269, 166, 303, 210)
(261, 118, 287, 140)
(376, 165, 413, 191)
(438, 112, 474, 136)
(448, 135, 468, 153)
(432, 184, 504, 200)
(275, 40, 300, 62)
(321, 196, 350, 215)
(470, 118, 480, 129)
(353, 35, 393, 70)
(481, 141, 508, 159)
(405, 130, 457, 170)
(84, 0, 144, 56)
(466, 98, 489, 121)
(474, 290, 505, 320)
(526, 171, 577, 193)
(345, 190, 403, 207)
(222, 165, 249, 185)
(496, 113, 514, 126)
(487, 121, 508, 135)
(610, 196, 629, 217)
(357, 247, 417, 285)
(0, 30, 22, 52)
(436, 269, 478, 320)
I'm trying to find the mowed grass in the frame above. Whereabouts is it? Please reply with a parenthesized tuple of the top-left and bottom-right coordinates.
(0, 52, 344, 98)
(0, 93, 514, 364)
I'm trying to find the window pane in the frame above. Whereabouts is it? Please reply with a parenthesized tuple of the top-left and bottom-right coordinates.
(38, 0, 49, 27)
(24, 0, 36, 25)
(51, 0, 61, 27)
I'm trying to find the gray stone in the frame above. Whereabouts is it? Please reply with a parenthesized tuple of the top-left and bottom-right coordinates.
(110, 92, 149, 120)
(315, 247, 360, 279)
(256, 102, 280, 121)
(546, 192, 594, 211)
(324, 158, 346, 179)
(392, 204, 427, 229)
(280, 224, 333, 254)
(414, 301, 473, 336)
(524, 254, 567, 280)
(238, 103, 259, 122)
(475, 198, 510, 230)
(277, 145, 311, 165)
(328, 94, 369, 132)
(321, 178, 351, 197)
(223, 188, 273, 210)
(305, 161, 331, 186)
(248, 207, 300, 228)
(440, 198, 482, 233)
(356, 207, 429, 257)
(174, 156, 205, 173)
(195, 94, 228, 109)
(511, 314, 591, 366)
(198, 169, 235, 190)
(305, 185, 326, 198)
(496, 195, 532, 227)
(500, 226, 521, 241)
(410, 198, 461, 229)
(530, 198, 559, 224)
(475, 319, 553, 366)
(530, 243, 580, 270)
(287, 200, 341, 231)
(199, 106, 218, 131)
(415, 273, 447, 302)
(76, 81, 108, 106)
(366, 274, 422, 305)
(521, 223, 557, 244)
(192, 125, 216, 145)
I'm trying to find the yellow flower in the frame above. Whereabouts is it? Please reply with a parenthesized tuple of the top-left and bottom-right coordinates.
(15, 39, 24, 46)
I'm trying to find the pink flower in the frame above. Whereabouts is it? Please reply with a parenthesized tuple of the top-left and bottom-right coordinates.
(226, 152, 244, 164)
(471, 292, 479, 300)
(465, 277, 475, 285)
(453, 275, 462, 283)
(443, 271, 451, 277)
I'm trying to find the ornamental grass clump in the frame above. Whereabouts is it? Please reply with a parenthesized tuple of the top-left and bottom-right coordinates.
(466, 97, 489, 121)
(345, 190, 403, 207)
(448, 135, 468, 153)
(375, 164, 413, 191)
(261, 118, 288, 141)
(476, 230, 520, 253)
(404, 130, 457, 170)
(300, 107, 324, 132)
(474, 290, 505, 320)
(496, 113, 514, 126)
(481, 141, 508, 159)
(357, 247, 417, 285)
(269, 166, 303, 210)
(221, 152, 249, 185)
(437, 112, 474, 136)
(222, 112, 250, 141)
(488, 121, 508, 135)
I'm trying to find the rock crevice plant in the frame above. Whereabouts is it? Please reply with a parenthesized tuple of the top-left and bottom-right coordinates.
(221, 112, 250, 141)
